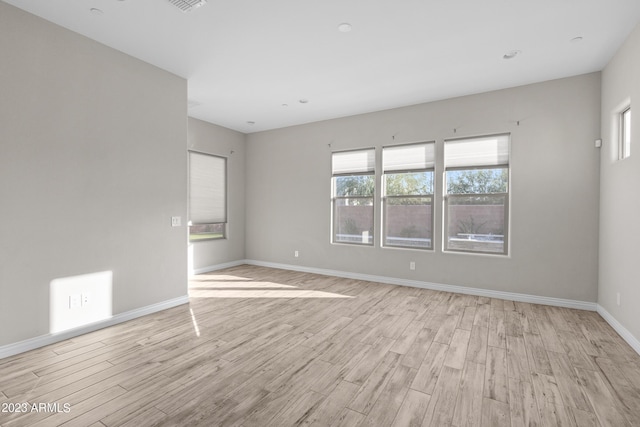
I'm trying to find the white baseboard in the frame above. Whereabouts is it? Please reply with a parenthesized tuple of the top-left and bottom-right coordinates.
(5, 262, 635, 360)
(597, 305, 640, 356)
(0, 295, 189, 360)
(190, 260, 247, 275)
(244, 261, 640, 356)
(244, 259, 598, 311)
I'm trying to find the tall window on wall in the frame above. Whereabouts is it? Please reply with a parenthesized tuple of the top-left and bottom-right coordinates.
(620, 106, 631, 159)
(189, 151, 226, 241)
(331, 149, 375, 245)
(382, 142, 435, 249)
(444, 134, 510, 254)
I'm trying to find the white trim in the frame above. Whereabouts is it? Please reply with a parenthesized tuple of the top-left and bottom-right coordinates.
(7, 264, 633, 362)
(244, 259, 597, 311)
(0, 295, 189, 360)
(190, 259, 246, 275)
(597, 305, 640, 356)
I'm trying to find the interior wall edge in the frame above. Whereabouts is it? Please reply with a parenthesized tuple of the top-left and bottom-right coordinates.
(597, 304, 640, 356)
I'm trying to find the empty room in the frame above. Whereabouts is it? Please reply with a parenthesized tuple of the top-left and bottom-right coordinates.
(1, 0, 640, 426)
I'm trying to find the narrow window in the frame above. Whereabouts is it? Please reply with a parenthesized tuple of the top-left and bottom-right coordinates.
(189, 151, 226, 241)
(382, 142, 435, 249)
(620, 107, 631, 159)
(331, 149, 375, 245)
(444, 134, 510, 255)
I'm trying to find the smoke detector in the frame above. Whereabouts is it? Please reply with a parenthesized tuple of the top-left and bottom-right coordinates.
(167, 0, 207, 12)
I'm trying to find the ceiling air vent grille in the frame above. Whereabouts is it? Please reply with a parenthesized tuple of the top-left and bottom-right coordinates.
(167, 0, 207, 13)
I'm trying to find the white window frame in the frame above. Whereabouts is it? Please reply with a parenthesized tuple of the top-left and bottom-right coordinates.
(620, 106, 631, 160)
(382, 142, 435, 250)
(331, 148, 376, 246)
(443, 134, 510, 255)
(188, 151, 227, 242)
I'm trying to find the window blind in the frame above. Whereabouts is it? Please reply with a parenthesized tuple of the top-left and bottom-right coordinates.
(332, 149, 375, 175)
(189, 152, 226, 224)
(445, 134, 509, 169)
(383, 142, 434, 172)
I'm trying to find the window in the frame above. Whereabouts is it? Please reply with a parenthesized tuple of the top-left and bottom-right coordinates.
(620, 106, 631, 159)
(332, 149, 375, 245)
(444, 134, 509, 254)
(382, 142, 435, 249)
(189, 151, 226, 241)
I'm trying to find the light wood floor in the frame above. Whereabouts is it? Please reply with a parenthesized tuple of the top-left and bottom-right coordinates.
(1, 265, 640, 427)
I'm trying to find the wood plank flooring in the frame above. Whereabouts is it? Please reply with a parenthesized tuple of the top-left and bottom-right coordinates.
(1, 265, 640, 426)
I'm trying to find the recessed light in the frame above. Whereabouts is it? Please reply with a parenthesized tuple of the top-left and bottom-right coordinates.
(299, 99, 309, 104)
(503, 50, 521, 60)
(246, 121, 255, 125)
(90, 8, 104, 15)
(338, 23, 352, 33)
(281, 103, 288, 107)
(570, 36, 583, 43)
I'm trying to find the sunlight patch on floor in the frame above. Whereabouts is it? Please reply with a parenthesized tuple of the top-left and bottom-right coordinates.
(189, 281, 298, 290)
(189, 308, 201, 337)
(189, 289, 353, 299)
(188, 273, 354, 299)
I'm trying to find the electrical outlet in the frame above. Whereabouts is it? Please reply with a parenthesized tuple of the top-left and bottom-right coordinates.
(409, 261, 415, 271)
(616, 292, 621, 306)
(82, 293, 91, 307)
(69, 294, 81, 309)
(171, 216, 181, 227)
(294, 250, 299, 258)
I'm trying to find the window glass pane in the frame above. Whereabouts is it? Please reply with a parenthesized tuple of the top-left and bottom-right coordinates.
(189, 223, 225, 241)
(446, 168, 508, 194)
(384, 196, 432, 248)
(335, 174, 375, 197)
(385, 171, 433, 196)
(334, 198, 374, 244)
(446, 194, 506, 253)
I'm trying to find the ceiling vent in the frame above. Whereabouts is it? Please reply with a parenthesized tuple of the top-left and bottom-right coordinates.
(167, 0, 207, 13)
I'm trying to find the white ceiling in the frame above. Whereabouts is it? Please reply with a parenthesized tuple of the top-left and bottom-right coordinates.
(5, 0, 640, 133)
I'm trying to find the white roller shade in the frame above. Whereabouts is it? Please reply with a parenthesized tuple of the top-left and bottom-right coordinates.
(383, 142, 434, 172)
(332, 149, 375, 175)
(189, 152, 226, 224)
(445, 134, 509, 169)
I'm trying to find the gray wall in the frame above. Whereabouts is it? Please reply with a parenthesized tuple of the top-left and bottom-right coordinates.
(0, 3, 188, 346)
(599, 23, 640, 340)
(187, 117, 246, 271)
(246, 73, 602, 302)
(1, 0, 621, 350)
